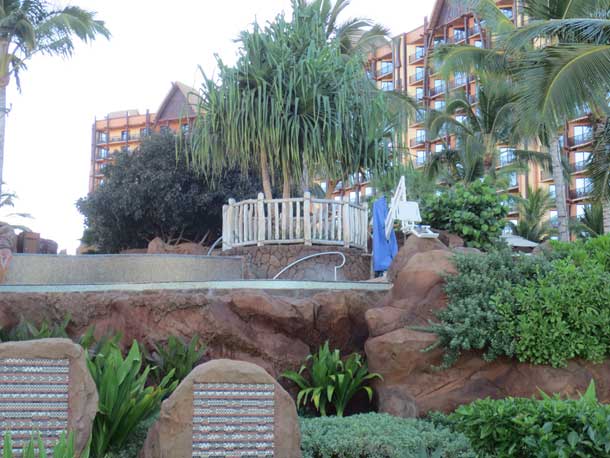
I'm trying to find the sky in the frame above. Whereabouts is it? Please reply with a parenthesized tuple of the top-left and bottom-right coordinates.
(3, 0, 435, 254)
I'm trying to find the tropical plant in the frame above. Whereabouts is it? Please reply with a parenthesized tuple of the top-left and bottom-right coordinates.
(185, 0, 404, 199)
(449, 381, 610, 458)
(77, 134, 262, 253)
(300, 413, 478, 458)
(146, 335, 206, 385)
(86, 340, 177, 458)
(591, 118, 610, 233)
(2, 431, 90, 458)
(282, 341, 381, 417)
(420, 180, 508, 249)
(369, 160, 437, 203)
(0, 315, 70, 341)
(509, 187, 555, 242)
(570, 202, 605, 238)
(0, 1, 110, 195)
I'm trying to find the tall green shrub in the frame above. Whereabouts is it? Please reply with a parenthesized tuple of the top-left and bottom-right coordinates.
(423, 250, 550, 367)
(497, 259, 610, 367)
(300, 413, 478, 458)
(86, 340, 177, 458)
(420, 180, 508, 250)
(449, 382, 610, 458)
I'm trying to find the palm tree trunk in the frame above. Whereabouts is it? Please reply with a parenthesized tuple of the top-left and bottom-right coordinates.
(549, 136, 570, 241)
(260, 151, 273, 200)
(282, 162, 291, 199)
(0, 83, 7, 197)
(602, 199, 610, 234)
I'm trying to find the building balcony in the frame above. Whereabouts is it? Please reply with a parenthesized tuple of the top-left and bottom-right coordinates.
(570, 187, 592, 200)
(409, 73, 425, 85)
(412, 111, 426, 125)
(571, 160, 588, 174)
(409, 52, 425, 64)
(429, 85, 446, 98)
(540, 169, 554, 182)
(449, 78, 468, 90)
(568, 132, 593, 148)
(378, 63, 394, 78)
(410, 137, 426, 148)
(467, 93, 478, 104)
(499, 155, 516, 167)
(448, 33, 466, 44)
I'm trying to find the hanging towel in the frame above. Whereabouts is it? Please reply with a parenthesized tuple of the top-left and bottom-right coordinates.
(372, 196, 398, 272)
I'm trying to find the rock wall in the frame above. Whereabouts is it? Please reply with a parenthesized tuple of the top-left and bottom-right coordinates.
(220, 245, 371, 281)
(0, 288, 384, 378)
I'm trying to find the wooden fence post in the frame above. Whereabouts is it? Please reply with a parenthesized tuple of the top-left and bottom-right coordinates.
(257, 193, 265, 246)
(304, 192, 312, 246)
(342, 196, 351, 248)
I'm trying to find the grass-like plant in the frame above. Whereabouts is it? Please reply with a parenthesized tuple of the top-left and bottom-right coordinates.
(0, 315, 70, 342)
(2, 431, 89, 458)
(145, 335, 206, 385)
(86, 339, 177, 458)
(283, 341, 381, 417)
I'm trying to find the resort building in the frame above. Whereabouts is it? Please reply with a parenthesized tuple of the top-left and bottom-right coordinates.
(360, 0, 596, 229)
(89, 82, 198, 192)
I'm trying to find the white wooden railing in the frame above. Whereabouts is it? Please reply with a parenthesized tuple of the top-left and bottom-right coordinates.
(222, 193, 368, 251)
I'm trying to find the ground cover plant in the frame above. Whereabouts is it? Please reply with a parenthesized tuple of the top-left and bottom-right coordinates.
(2, 432, 89, 458)
(283, 342, 381, 417)
(145, 335, 206, 385)
(300, 413, 478, 458)
(448, 381, 610, 458)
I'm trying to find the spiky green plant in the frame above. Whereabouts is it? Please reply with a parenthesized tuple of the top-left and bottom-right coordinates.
(1, 431, 89, 458)
(510, 187, 556, 243)
(282, 341, 381, 417)
(0, 315, 70, 342)
(146, 335, 206, 385)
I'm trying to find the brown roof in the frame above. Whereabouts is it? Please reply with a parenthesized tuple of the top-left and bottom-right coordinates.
(155, 81, 199, 125)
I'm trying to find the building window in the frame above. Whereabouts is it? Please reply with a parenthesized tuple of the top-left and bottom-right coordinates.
(365, 187, 374, 197)
(454, 72, 467, 87)
(140, 127, 150, 137)
(98, 132, 108, 143)
(575, 177, 592, 197)
(379, 61, 393, 75)
(499, 147, 516, 167)
(416, 150, 427, 166)
(573, 151, 591, 171)
(415, 129, 426, 143)
(474, 40, 483, 48)
(548, 184, 556, 199)
(415, 67, 425, 80)
(160, 126, 171, 135)
(434, 143, 444, 153)
(549, 210, 559, 227)
(415, 46, 425, 59)
(121, 145, 130, 153)
(349, 191, 357, 202)
(433, 37, 446, 46)
(576, 204, 590, 220)
(97, 148, 108, 159)
(508, 172, 518, 188)
(181, 123, 190, 134)
(415, 87, 424, 101)
(558, 134, 565, 149)
(500, 7, 513, 19)
(455, 114, 467, 124)
(434, 100, 445, 111)
(453, 29, 465, 42)
(121, 130, 129, 141)
(381, 81, 394, 91)
(573, 125, 593, 144)
(433, 79, 445, 94)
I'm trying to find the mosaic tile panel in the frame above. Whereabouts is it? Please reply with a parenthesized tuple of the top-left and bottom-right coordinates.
(0, 358, 70, 455)
(193, 383, 275, 458)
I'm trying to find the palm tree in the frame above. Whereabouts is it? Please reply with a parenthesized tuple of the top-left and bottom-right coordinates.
(571, 203, 604, 238)
(187, 0, 402, 199)
(0, 1, 110, 195)
(590, 119, 610, 233)
(509, 187, 555, 243)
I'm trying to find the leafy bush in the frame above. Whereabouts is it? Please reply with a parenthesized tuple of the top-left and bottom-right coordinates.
(546, 233, 610, 272)
(497, 259, 610, 367)
(300, 413, 478, 458)
(423, 250, 551, 367)
(2, 431, 89, 458)
(0, 315, 70, 341)
(449, 381, 610, 458)
(87, 340, 177, 458)
(282, 342, 381, 417)
(145, 335, 205, 385)
(104, 415, 157, 458)
(421, 180, 508, 250)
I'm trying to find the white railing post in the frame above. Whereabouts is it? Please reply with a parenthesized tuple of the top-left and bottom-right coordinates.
(257, 193, 265, 246)
(342, 196, 351, 248)
(304, 192, 312, 246)
(227, 198, 236, 249)
(222, 204, 229, 250)
(362, 202, 369, 252)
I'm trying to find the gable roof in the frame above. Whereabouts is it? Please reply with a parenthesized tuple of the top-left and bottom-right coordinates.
(428, 0, 471, 32)
(155, 82, 199, 125)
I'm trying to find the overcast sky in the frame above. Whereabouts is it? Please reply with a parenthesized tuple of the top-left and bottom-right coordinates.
(3, 0, 434, 254)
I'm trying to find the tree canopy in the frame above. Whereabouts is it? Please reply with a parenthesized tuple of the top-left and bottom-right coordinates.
(77, 134, 261, 253)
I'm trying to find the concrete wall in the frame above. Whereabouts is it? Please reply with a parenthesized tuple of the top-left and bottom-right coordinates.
(4, 254, 244, 285)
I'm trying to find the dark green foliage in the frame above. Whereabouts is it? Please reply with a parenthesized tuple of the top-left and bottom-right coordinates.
(545, 234, 610, 272)
(497, 259, 610, 367)
(145, 335, 206, 385)
(2, 431, 89, 458)
(77, 134, 261, 253)
(282, 342, 381, 417)
(449, 381, 610, 458)
(420, 180, 508, 250)
(86, 339, 177, 458)
(104, 415, 157, 458)
(299, 413, 478, 458)
(0, 315, 70, 342)
(423, 250, 551, 367)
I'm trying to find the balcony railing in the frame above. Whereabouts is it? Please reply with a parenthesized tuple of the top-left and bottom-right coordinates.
(409, 52, 425, 63)
(571, 160, 589, 173)
(467, 93, 478, 104)
(409, 73, 425, 85)
(570, 187, 592, 200)
(449, 78, 468, 90)
(429, 85, 446, 97)
(378, 63, 394, 77)
(569, 132, 593, 147)
(448, 32, 466, 44)
(540, 169, 553, 181)
(410, 137, 426, 148)
(413, 111, 426, 124)
(470, 24, 481, 35)
(499, 154, 516, 167)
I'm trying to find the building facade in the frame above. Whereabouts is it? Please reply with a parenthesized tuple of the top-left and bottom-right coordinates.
(362, 0, 596, 230)
(89, 82, 198, 192)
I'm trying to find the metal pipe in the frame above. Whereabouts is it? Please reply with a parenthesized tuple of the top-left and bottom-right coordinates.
(272, 251, 346, 281)
(207, 236, 223, 256)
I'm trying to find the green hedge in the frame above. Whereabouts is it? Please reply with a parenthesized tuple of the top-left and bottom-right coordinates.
(300, 413, 478, 458)
(449, 383, 610, 458)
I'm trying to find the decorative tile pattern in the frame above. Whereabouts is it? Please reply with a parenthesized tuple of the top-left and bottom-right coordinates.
(192, 383, 275, 458)
(0, 358, 69, 455)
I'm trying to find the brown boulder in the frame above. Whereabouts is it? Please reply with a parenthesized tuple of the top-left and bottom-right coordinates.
(386, 236, 449, 283)
(436, 230, 465, 249)
(141, 359, 301, 458)
(0, 339, 98, 454)
(365, 328, 610, 416)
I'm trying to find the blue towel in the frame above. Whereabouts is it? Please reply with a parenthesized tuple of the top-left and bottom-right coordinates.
(372, 196, 398, 272)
